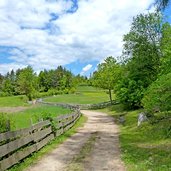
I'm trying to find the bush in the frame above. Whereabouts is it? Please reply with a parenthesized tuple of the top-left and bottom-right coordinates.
(0, 113, 10, 133)
(142, 72, 171, 113)
(116, 78, 145, 109)
(69, 87, 76, 94)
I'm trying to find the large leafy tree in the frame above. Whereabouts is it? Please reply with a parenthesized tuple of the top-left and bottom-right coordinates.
(92, 56, 121, 103)
(142, 72, 171, 113)
(160, 22, 171, 75)
(117, 12, 162, 108)
(16, 66, 38, 100)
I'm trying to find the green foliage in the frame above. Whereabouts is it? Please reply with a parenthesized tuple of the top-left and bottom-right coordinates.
(116, 79, 145, 109)
(116, 12, 162, 109)
(16, 66, 37, 100)
(160, 22, 171, 75)
(0, 113, 9, 133)
(0, 65, 77, 98)
(142, 72, 171, 113)
(92, 56, 121, 102)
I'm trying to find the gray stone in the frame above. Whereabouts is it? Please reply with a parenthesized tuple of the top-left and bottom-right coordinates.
(137, 112, 147, 126)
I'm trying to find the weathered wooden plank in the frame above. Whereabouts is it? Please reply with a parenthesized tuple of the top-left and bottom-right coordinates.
(0, 134, 33, 158)
(36, 134, 54, 151)
(56, 122, 63, 129)
(53, 113, 76, 122)
(0, 127, 32, 143)
(33, 127, 52, 142)
(0, 144, 37, 171)
(53, 115, 65, 122)
(0, 120, 51, 143)
(55, 128, 63, 137)
(32, 120, 51, 131)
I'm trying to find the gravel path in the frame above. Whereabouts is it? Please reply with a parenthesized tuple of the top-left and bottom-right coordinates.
(26, 110, 125, 171)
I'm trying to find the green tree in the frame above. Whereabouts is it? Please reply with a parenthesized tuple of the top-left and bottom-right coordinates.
(92, 56, 121, 103)
(117, 12, 162, 108)
(160, 22, 171, 75)
(142, 72, 171, 113)
(16, 66, 38, 100)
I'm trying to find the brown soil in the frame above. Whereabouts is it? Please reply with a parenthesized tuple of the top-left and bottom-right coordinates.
(26, 110, 126, 171)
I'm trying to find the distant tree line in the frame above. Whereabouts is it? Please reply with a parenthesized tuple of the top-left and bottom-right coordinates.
(91, 10, 171, 116)
(0, 66, 88, 100)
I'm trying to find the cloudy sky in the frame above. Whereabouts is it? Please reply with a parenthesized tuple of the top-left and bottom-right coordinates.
(0, 0, 170, 76)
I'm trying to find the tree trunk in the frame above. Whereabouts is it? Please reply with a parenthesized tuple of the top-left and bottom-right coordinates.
(109, 89, 112, 104)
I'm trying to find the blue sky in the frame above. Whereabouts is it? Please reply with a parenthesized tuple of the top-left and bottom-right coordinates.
(0, 0, 170, 76)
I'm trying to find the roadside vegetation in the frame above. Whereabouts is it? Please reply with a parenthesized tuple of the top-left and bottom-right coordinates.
(99, 104, 171, 170)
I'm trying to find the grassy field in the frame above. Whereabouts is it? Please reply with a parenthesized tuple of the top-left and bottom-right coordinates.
(0, 95, 28, 107)
(45, 86, 111, 104)
(7, 105, 71, 130)
(99, 105, 171, 171)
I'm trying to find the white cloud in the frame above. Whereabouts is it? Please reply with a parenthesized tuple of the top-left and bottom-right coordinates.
(80, 64, 93, 75)
(0, 0, 155, 74)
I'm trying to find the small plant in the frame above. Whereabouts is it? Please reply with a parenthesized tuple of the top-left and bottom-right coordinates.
(0, 113, 10, 133)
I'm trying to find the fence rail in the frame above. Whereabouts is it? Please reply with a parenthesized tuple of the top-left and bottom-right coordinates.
(39, 99, 118, 110)
(0, 111, 81, 171)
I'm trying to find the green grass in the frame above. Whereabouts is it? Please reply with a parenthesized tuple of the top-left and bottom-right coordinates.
(0, 95, 28, 107)
(8, 114, 87, 171)
(44, 92, 110, 104)
(76, 85, 103, 92)
(98, 105, 171, 171)
(9, 105, 71, 130)
(45, 86, 112, 104)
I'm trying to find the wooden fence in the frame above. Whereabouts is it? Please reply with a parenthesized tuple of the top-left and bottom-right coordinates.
(76, 100, 118, 110)
(0, 111, 81, 171)
(39, 99, 118, 110)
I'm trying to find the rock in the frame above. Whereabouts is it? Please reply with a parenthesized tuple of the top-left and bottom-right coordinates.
(119, 115, 125, 125)
(137, 112, 148, 126)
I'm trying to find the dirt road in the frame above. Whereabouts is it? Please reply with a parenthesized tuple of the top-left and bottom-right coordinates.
(26, 110, 125, 171)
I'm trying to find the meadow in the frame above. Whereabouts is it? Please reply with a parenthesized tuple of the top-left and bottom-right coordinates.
(45, 86, 111, 104)
(0, 95, 28, 107)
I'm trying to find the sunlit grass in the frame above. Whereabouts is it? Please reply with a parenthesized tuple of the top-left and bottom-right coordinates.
(45, 86, 113, 104)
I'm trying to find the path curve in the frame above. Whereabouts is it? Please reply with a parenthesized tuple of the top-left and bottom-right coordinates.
(26, 110, 125, 171)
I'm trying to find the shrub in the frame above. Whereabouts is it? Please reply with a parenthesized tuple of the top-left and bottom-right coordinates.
(116, 78, 145, 109)
(69, 87, 76, 94)
(0, 113, 10, 133)
(142, 72, 171, 113)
